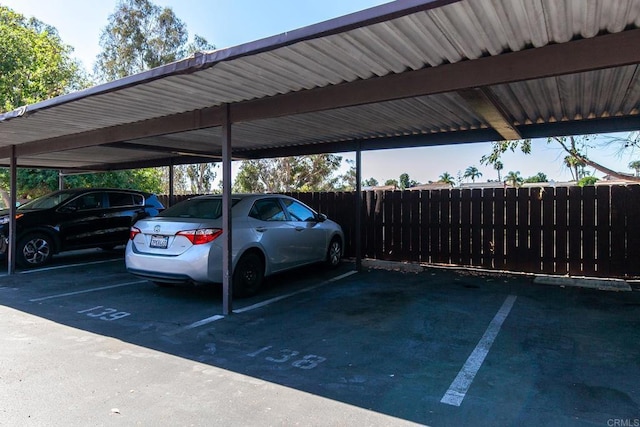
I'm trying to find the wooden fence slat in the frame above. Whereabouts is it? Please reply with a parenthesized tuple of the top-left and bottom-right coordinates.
(449, 190, 461, 265)
(541, 186, 555, 274)
(471, 188, 483, 267)
(430, 190, 443, 263)
(529, 187, 543, 273)
(610, 186, 626, 274)
(568, 186, 583, 274)
(493, 189, 506, 270)
(410, 191, 421, 262)
(460, 189, 472, 266)
(626, 185, 640, 276)
(439, 189, 451, 265)
(420, 190, 431, 263)
(554, 187, 569, 275)
(581, 186, 597, 275)
(517, 188, 530, 271)
(595, 186, 611, 275)
(481, 188, 494, 269)
(505, 188, 518, 269)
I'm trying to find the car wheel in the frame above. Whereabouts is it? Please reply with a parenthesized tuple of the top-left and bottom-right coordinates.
(17, 233, 53, 268)
(233, 252, 264, 298)
(326, 237, 342, 268)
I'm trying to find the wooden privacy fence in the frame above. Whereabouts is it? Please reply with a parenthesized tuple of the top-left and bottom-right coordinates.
(289, 185, 640, 278)
(159, 185, 640, 278)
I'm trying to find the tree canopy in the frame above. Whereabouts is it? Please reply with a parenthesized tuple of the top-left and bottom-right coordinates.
(0, 6, 88, 112)
(94, 0, 214, 81)
(233, 155, 346, 193)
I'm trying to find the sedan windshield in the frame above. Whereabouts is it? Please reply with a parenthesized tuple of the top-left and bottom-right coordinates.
(17, 190, 78, 210)
(158, 198, 239, 219)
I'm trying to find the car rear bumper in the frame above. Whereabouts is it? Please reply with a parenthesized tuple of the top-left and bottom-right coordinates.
(124, 241, 223, 284)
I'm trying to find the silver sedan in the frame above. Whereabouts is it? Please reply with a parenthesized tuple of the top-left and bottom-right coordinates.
(125, 194, 344, 297)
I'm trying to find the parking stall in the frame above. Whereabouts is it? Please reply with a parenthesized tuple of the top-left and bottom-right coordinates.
(1, 250, 639, 425)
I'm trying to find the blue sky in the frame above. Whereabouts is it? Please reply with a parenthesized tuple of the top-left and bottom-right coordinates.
(1, 0, 637, 184)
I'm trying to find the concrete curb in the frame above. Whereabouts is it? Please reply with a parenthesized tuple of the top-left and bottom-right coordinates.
(533, 275, 632, 292)
(360, 259, 632, 292)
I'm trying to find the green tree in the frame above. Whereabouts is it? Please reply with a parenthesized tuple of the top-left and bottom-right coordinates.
(480, 134, 640, 183)
(363, 177, 379, 187)
(0, 6, 89, 112)
(438, 172, 454, 185)
(629, 160, 640, 177)
(398, 173, 419, 189)
(504, 171, 523, 187)
(524, 172, 548, 183)
(494, 160, 504, 182)
(384, 179, 398, 188)
(0, 168, 163, 199)
(232, 154, 343, 193)
(94, 0, 214, 81)
(463, 166, 482, 182)
(577, 176, 599, 187)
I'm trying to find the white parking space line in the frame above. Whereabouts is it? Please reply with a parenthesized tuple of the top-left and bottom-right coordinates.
(165, 270, 358, 336)
(19, 258, 121, 274)
(235, 270, 357, 314)
(164, 315, 225, 336)
(29, 280, 147, 302)
(441, 294, 517, 407)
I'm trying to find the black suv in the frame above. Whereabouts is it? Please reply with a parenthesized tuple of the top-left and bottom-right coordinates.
(0, 188, 164, 268)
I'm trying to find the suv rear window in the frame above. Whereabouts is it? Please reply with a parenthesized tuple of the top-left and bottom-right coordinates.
(109, 192, 143, 207)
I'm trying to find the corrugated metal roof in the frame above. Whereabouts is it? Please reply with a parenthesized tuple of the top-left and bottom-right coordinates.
(0, 0, 639, 170)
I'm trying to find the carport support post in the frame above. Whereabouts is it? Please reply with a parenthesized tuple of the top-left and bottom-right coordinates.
(168, 159, 175, 206)
(355, 145, 362, 272)
(8, 145, 17, 275)
(221, 104, 233, 315)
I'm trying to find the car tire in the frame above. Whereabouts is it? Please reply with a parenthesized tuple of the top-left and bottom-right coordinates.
(233, 252, 264, 298)
(17, 233, 53, 268)
(326, 237, 342, 268)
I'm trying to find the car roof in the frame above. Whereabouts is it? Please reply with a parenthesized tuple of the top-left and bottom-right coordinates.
(52, 188, 154, 196)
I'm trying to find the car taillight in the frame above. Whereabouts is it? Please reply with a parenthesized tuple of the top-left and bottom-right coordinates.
(130, 226, 141, 240)
(177, 228, 223, 245)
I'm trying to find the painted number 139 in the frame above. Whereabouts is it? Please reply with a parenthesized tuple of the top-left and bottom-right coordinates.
(77, 305, 130, 321)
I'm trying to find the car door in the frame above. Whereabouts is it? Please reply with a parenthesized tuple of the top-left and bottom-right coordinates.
(279, 197, 326, 263)
(56, 191, 109, 249)
(246, 197, 303, 271)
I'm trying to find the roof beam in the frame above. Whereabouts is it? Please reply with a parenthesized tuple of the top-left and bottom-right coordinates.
(5, 28, 639, 159)
(457, 88, 522, 141)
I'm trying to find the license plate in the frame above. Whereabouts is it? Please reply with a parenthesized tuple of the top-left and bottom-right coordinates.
(150, 235, 169, 249)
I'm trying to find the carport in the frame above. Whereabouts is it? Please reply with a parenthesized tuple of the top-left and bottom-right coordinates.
(0, 0, 639, 315)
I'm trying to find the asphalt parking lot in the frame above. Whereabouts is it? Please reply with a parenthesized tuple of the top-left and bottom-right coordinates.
(1, 249, 639, 426)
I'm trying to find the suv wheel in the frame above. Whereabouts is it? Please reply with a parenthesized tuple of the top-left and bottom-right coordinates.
(17, 233, 53, 268)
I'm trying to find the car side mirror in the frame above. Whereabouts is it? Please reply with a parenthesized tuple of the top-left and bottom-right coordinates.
(316, 213, 327, 222)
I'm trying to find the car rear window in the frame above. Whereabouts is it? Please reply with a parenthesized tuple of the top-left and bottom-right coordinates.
(158, 198, 239, 219)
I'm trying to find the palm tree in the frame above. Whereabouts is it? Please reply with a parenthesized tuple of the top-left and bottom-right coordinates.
(504, 170, 523, 187)
(494, 161, 504, 182)
(564, 155, 586, 181)
(629, 160, 640, 177)
(463, 166, 482, 183)
(438, 172, 454, 185)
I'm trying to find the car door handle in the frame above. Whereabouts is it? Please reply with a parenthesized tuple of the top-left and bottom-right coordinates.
(255, 227, 267, 232)
(295, 226, 304, 232)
